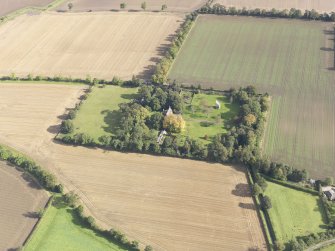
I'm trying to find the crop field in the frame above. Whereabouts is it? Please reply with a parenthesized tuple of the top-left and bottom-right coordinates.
(265, 181, 326, 242)
(169, 15, 335, 178)
(213, 0, 335, 12)
(24, 196, 125, 251)
(0, 83, 266, 250)
(0, 0, 53, 17)
(56, 0, 207, 12)
(69, 86, 138, 140)
(182, 93, 239, 142)
(0, 11, 182, 80)
(0, 161, 48, 250)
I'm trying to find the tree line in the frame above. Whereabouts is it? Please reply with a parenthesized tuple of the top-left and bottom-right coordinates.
(152, 12, 198, 84)
(198, 3, 335, 21)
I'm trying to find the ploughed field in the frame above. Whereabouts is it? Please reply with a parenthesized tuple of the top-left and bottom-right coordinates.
(169, 15, 335, 179)
(0, 83, 266, 250)
(56, 0, 207, 12)
(0, 11, 181, 80)
(0, 161, 48, 250)
(0, 0, 53, 16)
(213, 0, 335, 12)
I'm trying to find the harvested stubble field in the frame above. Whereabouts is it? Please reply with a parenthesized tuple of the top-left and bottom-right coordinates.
(0, 83, 266, 250)
(0, 0, 53, 17)
(213, 0, 335, 12)
(0, 11, 181, 80)
(56, 0, 207, 12)
(0, 161, 48, 250)
(169, 15, 335, 179)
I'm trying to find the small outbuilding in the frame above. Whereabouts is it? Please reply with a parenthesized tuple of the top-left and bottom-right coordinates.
(157, 130, 167, 145)
(215, 100, 221, 109)
(322, 186, 335, 201)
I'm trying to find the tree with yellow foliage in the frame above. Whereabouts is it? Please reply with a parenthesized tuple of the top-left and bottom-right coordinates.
(163, 114, 186, 133)
(244, 114, 257, 126)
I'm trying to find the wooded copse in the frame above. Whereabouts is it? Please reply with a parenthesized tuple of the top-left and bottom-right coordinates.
(59, 85, 271, 165)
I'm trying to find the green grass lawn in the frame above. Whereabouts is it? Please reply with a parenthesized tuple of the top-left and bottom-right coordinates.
(168, 15, 335, 178)
(265, 181, 327, 242)
(24, 196, 125, 251)
(182, 93, 238, 143)
(71, 86, 138, 140)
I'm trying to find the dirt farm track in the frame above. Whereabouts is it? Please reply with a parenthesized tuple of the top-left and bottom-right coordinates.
(214, 0, 335, 12)
(0, 11, 181, 80)
(0, 83, 266, 250)
(0, 161, 48, 250)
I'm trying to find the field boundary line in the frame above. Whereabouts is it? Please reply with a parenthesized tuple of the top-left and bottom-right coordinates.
(259, 96, 273, 156)
(246, 169, 273, 250)
(22, 195, 53, 248)
(0, 0, 67, 26)
(166, 14, 199, 80)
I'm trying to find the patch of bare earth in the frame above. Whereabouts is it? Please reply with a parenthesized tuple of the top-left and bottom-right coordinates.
(213, 0, 335, 12)
(0, 83, 266, 250)
(56, 0, 207, 13)
(0, 161, 48, 250)
(0, 12, 182, 80)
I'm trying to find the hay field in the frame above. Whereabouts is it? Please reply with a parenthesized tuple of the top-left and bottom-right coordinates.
(0, 161, 48, 250)
(169, 15, 335, 179)
(0, 12, 181, 80)
(0, 83, 266, 250)
(0, 0, 53, 16)
(265, 181, 326, 242)
(213, 0, 335, 12)
(56, 0, 207, 12)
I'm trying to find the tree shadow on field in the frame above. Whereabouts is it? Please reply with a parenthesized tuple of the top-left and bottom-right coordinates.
(239, 202, 256, 210)
(7, 248, 21, 251)
(317, 198, 331, 228)
(101, 109, 121, 134)
(47, 124, 61, 134)
(23, 211, 40, 219)
(66, 208, 131, 249)
(120, 93, 138, 100)
(322, 28, 335, 71)
(20, 171, 43, 190)
(232, 183, 251, 197)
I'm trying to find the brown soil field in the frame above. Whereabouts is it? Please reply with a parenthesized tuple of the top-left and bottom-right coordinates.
(56, 0, 207, 13)
(0, 83, 266, 250)
(0, 161, 49, 250)
(0, 12, 181, 80)
(0, 0, 53, 17)
(213, 0, 335, 12)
